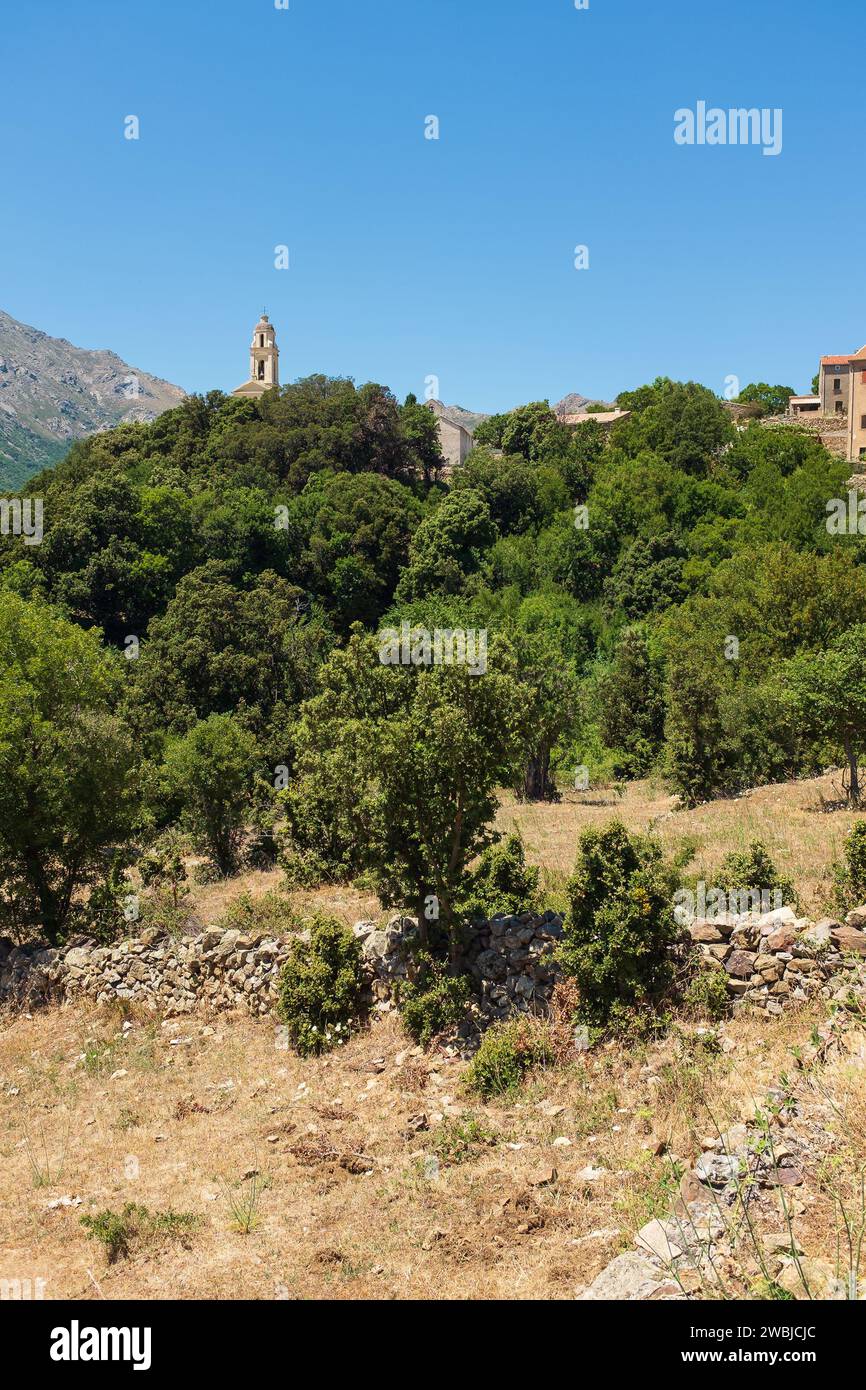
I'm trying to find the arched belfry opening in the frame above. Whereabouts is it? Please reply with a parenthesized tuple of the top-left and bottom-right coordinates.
(232, 313, 280, 398)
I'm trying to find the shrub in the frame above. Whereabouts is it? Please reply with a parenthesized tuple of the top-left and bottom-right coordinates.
(465, 1017, 554, 1099)
(559, 820, 681, 1034)
(461, 833, 540, 919)
(432, 1114, 497, 1165)
(832, 821, 866, 911)
(716, 841, 796, 911)
(80, 1203, 199, 1265)
(682, 964, 730, 1021)
(138, 830, 188, 904)
(399, 952, 470, 1047)
(277, 915, 366, 1056)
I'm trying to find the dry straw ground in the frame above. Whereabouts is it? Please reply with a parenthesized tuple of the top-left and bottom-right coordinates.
(1, 774, 864, 1301)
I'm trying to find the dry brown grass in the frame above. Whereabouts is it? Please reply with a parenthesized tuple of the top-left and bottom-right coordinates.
(190, 867, 380, 934)
(2, 774, 864, 1301)
(2, 992, 863, 1301)
(497, 773, 859, 916)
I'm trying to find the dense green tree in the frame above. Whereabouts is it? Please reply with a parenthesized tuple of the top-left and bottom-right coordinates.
(396, 489, 498, 601)
(284, 630, 525, 943)
(597, 627, 665, 776)
(604, 532, 686, 619)
(787, 625, 866, 805)
(613, 378, 735, 473)
(0, 592, 137, 941)
(735, 383, 796, 416)
(164, 713, 261, 875)
(127, 563, 332, 742)
(295, 471, 422, 630)
(561, 821, 681, 1033)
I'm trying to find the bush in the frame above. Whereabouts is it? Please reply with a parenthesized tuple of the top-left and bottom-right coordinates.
(465, 1017, 553, 1099)
(80, 1203, 199, 1265)
(461, 833, 540, 919)
(560, 820, 681, 1034)
(399, 952, 470, 1047)
(682, 965, 730, 1021)
(833, 821, 866, 911)
(277, 915, 366, 1056)
(432, 1114, 497, 1165)
(717, 841, 796, 911)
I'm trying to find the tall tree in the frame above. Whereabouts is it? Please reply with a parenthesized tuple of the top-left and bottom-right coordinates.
(0, 592, 137, 941)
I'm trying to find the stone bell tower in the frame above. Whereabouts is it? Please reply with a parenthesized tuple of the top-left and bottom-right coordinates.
(232, 312, 280, 397)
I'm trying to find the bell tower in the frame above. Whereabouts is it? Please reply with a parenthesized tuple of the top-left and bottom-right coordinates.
(232, 312, 280, 397)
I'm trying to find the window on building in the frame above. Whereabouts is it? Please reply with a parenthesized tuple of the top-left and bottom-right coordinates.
(257, 360, 265, 380)
(260, 335, 265, 348)
(836, 401, 845, 414)
(861, 415, 866, 430)
(834, 379, 842, 392)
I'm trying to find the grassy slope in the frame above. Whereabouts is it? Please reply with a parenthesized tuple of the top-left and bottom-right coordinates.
(1, 773, 864, 1301)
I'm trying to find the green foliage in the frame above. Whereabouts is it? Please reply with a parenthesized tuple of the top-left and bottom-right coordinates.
(284, 629, 526, 939)
(3, 364, 865, 948)
(736, 383, 796, 416)
(0, 591, 137, 943)
(163, 713, 261, 875)
(80, 1203, 199, 1264)
(395, 488, 498, 601)
(399, 952, 471, 1047)
(787, 625, 866, 805)
(464, 1017, 554, 1099)
(560, 821, 681, 1033)
(832, 822, 866, 911)
(613, 378, 735, 473)
(595, 626, 665, 777)
(277, 915, 367, 1056)
(217, 888, 298, 937)
(139, 829, 188, 903)
(682, 966, 730, 1021)
(432, 1114, 497, 1165)
(717, 841, 796, 908)
(461, 833, 539, 918)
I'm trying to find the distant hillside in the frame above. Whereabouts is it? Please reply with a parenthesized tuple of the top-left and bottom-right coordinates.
(426, 399, 490, 434)
(0, 310, 186, 490)
(553, 392, 615, 417)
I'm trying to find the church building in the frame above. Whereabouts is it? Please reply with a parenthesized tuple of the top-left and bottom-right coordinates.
(232, 313, 280, 398)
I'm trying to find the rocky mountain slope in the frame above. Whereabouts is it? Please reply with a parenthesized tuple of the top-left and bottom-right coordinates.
(0, 309, 185, 490)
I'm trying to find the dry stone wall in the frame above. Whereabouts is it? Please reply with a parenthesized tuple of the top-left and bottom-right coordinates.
(2, 903, 866, 1023)
(686, 904, 866, 1014)
(0, 928, 294, 1017)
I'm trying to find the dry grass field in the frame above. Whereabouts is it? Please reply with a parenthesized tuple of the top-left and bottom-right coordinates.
(1, 774, 865, 1302)
(498, 772, 860, 917)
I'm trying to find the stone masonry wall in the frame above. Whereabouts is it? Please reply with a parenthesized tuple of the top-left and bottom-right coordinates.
(2, 903, 866, 1023)
(0, 927, 294, 1017)
(686, 904, 866, 1015)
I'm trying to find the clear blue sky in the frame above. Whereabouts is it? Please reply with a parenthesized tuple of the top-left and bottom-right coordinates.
(4, 0, 864, 411)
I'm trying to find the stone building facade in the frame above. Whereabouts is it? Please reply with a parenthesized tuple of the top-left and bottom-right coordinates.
(816, 344, 866, 462)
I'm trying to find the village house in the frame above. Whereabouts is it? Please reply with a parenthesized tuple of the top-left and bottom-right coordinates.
(424, 399, 476, 469)
(812, 345, 866, 462)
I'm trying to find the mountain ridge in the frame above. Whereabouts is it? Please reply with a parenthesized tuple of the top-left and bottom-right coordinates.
(0, 310, 186, 490)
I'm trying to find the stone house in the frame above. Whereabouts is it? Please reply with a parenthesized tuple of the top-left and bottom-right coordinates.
(425, 400, 476, 469)
(816, 345, 866, 461)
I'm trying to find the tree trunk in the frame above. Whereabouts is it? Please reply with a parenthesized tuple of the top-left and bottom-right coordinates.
(520, 745, 555, 801)
(845, 735, 861, 806)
